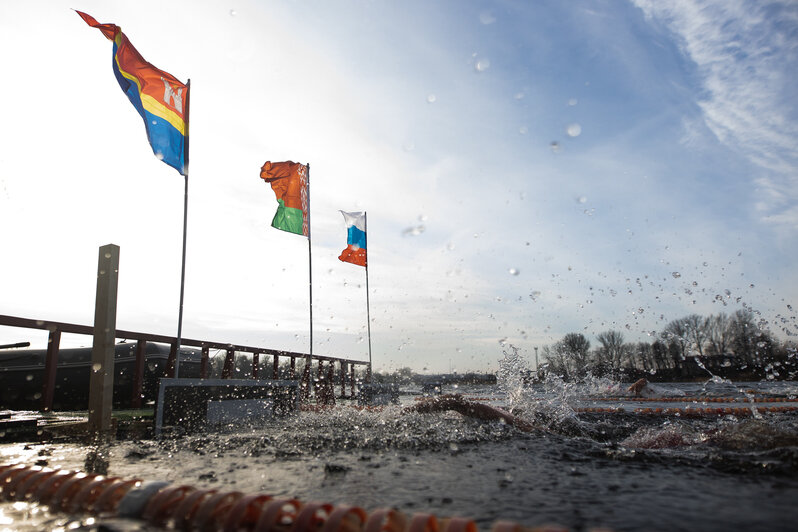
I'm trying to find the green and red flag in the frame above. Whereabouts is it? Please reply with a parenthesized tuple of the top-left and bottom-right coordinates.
(259, 161, 309, 236)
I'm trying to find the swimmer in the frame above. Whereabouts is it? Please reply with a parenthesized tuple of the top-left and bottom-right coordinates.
(404, 394, 535, 432)
(628, 378, 649, 397)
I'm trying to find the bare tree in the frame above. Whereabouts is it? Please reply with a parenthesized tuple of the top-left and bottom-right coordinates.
(651, 340, 671, 371)
(561, 333, 591, 378)
(683, 314, 708, 357)
(706, 312, 733, 358)
(663, 318, 688, 371)
(730, 309, 758, 367)
(596, 330, 627, 375)
(541, 344, 570, 379)
(633, 342, 655, 372)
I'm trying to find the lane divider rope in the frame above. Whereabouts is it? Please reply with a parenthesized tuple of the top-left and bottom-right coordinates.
(575, 406, 798, 416)
(0, 463, 597, 532)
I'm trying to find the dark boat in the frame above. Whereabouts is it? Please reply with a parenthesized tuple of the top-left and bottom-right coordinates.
(0, 342, 202, 410)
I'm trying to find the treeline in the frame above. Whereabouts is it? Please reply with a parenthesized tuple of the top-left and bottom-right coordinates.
(205, 355, 497, 386)
(371, 368, 497, 386)
(541, 309, 797, 381)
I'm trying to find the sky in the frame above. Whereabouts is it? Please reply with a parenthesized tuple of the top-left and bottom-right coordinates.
(1, 0, 797, 374)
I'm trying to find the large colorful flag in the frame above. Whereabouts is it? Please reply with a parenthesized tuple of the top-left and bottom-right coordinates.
(76, 11, 188, 176)
(259, 161, 309, 236)
(338, 211, 367, 267)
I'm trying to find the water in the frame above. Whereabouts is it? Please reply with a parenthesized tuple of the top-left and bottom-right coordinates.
(1, 379, 797, 531)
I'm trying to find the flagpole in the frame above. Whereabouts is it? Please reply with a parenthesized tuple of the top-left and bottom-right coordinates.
(175, 78, 191, 378)
(364, 211, 372, 383)
(306, 164, 313, 359)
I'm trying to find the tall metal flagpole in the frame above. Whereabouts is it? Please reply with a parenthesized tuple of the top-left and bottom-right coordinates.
(306, 164, 313, 358)
(175, 79, 191, 378)
(364, 212, 373, 382)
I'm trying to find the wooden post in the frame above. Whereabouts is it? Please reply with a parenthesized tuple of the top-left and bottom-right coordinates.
(131, 340, 146, 409)
(166, 342, 178, 378)
(273, 354, 280, 380)
(200, 346, 210, 378)
(222, 348, 235, 379)
(41, 328, 61, 412)
(350, 365, 355, 397)
(290, 357, 296, 380)
(252, 352, 259, 379)
(88, 244, 120, 437)
(300, 356, 311, 402)
(340, 361, 346, 398)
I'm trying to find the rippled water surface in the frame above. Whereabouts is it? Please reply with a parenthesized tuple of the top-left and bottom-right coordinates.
(2, 379, 797, 531)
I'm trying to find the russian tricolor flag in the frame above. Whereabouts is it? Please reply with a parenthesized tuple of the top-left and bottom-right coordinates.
(338, 211, 367, 267)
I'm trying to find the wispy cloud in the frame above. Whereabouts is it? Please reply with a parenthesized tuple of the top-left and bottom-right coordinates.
(633, 0, 798, 227)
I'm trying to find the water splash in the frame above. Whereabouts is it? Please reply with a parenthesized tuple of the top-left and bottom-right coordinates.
(496, 345, 527, 409)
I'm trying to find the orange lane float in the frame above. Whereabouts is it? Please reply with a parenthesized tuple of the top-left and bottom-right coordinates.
(0, 463, 606, 532)
(588, 396, 795, 403)
(575, 406, 798, 417)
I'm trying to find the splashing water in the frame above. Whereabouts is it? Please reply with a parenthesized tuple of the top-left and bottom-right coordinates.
(496, 345, 527, 409)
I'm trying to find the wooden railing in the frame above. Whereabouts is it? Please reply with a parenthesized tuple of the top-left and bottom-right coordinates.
(0, 314, 368, 411)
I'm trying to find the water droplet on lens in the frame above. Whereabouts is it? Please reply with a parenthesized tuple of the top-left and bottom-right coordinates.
(672, 272, 681, 278)
(427, 94, 437, 103)
(92, 363, 102, 372)
(568, 98, 578, 106)
(550, 141, 561, 152)
(566, 123, 581, 137)
(402, 225, 425, 236)
(577, 196, 587, 204)
(474, 58, 490, 72)
(519, 126, 528, 134)
(508, 268, 519, 276)
(479, 12, 496, 24)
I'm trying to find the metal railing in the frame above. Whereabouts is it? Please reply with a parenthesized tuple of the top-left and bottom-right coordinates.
(0, 314, 368, 411)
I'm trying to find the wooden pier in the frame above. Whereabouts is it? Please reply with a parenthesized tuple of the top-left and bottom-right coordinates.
(0, 313, 368, 413)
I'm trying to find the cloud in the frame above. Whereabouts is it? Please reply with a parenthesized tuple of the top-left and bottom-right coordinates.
(632, 0, 798, 227)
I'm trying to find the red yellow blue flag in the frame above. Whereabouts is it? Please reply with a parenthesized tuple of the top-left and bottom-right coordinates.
(76, 11, 188, 176)
(339, 211, 367, 267)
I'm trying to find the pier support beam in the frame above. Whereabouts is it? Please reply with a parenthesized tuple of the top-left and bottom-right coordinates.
(88, 244, 120, 437)
(131, 340, 146, 409)
(340, 361, 346, 398)
(200, 346, 210, 378)
(40, 328, 61, 412)
(222, 348, 235, 379)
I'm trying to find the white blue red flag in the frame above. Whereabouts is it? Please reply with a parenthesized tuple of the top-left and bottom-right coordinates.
(338, 211, 367, 267)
